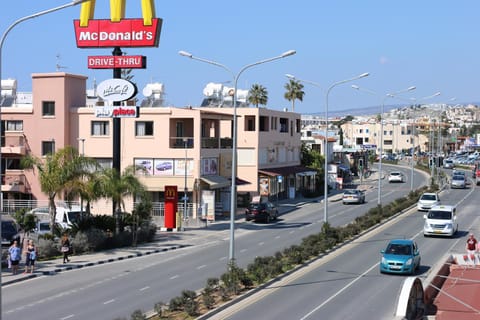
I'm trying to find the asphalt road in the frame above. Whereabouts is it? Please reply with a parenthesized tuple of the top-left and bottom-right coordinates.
(1, 164, 430, 320)
(211, 171, 478, 319)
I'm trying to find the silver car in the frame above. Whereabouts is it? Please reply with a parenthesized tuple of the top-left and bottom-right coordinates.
(451, 174, 466, 189)
(342, 189, 366, 204)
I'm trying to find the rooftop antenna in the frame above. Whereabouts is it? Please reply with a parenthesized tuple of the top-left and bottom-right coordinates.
(56, 54, 67, 71)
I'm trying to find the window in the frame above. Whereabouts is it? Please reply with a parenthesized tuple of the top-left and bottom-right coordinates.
(259, 116, 269, 132)
(42, 101, 55, 116)
(296, 119, 300, 133)
(91, 121, 110, 136)
(42, 140, 55, 156)
(271, 117, 277, 130)
(6, 120, 23, 131)
(135, 121, 154, 136)
(245, 116, 255, 131)
(279, 118, 288, 133)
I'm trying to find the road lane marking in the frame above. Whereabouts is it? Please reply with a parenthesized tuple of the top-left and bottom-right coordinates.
(139, 286, 150, 291)
(197, 265, 206, 270)
(170, 275, 179, 280)
(60, 315, 75, 320)
(299, 263, 379, 320)
(103, 299, 115, 305)
(258, 242, 265, 246)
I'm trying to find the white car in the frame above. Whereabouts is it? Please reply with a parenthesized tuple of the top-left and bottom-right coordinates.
(388, 171, 404, 183)
(417, 192, 440, 211)
(423, 205, 458, 237)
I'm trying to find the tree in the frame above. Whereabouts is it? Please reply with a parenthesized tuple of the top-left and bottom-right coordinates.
(247, 83, 268, 108)
(284, 79, 305, 112)
(21, 146, 98, 231)
(97, 165, 146, 234)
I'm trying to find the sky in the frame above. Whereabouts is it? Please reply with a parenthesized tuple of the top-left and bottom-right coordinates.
(0, 1, 478, 115)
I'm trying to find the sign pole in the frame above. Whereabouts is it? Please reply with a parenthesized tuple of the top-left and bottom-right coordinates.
(112, 46, 122, 233)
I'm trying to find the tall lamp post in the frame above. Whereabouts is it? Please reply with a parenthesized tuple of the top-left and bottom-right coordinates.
(409, 92, 441, 191)
(287, 73, 369, 224)
(351, 85, 416, 206)
(179, 49, 296, 263)
(183, 137, 188, 231)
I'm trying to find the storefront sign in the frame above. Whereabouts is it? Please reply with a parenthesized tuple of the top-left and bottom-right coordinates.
(97, 78, 137, 102)
(95, 106, 139, 118)
(74, 0, 161, 48)
(88, 55, 146, 69)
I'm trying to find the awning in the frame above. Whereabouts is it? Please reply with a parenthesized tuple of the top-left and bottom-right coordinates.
(200, 175, 231, 189)
(258, 165, 316, 177)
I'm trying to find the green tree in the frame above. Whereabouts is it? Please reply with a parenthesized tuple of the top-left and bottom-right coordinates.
(247, 83, 268, 108)
(284, 79, 305, 112)
(21, 146, 97, 230)
(97, 165, 146, 234)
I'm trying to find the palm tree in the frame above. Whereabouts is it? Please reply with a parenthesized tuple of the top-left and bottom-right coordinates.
(248, 83, 268, 108)
(97, 165, 146, 234)
(21, 146, 98, 230)
(284, 79, 305, 112)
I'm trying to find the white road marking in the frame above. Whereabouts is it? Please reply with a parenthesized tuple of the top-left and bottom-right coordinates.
(60, 315, 75, 320)
(197, 265, 206, 270)
(103, 299, 115, 305)
(139, 286, 150, 291)
(170, 275, 179, 280)
(258, 242, 265, 246)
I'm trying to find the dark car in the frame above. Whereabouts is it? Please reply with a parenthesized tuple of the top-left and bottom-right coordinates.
(1, 215, 20, 247)
(245, 202, 278, 223)
(156, 162, 173, 171)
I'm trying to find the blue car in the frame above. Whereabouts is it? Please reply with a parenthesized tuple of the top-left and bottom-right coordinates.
(156, 162, 172, 171)
(379, 239, 421, 275)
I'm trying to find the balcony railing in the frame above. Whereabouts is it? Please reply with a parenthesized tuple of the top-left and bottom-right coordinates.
(1, 172, 28, 193)
(170, 137, 194, 149)
(1, 134, 26, 155)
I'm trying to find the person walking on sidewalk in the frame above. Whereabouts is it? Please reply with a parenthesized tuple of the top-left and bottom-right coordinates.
(23, 239, 36, 274)
(8, 240, 21, 275)
(61, 233, 71, 264)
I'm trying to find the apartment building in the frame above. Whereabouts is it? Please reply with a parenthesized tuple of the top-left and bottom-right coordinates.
(0, 72, 315, 216)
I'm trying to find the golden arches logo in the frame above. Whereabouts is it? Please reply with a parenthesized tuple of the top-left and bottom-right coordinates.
(165, 186, 177, 199)
(80, 0, 156, 27)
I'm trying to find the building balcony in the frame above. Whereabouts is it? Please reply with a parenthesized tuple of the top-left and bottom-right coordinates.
(1, 133, 27, 156)
(1, 172, 28, 193)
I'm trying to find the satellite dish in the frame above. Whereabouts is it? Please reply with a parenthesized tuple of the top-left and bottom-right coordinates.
(142, 86, 153, 97)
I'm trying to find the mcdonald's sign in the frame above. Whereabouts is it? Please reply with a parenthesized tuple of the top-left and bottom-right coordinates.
(74, 0, 162, 48)
(165, 186, 177, 201)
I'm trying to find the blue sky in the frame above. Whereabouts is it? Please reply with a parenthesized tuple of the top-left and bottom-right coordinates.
(1, 1, 477, 114)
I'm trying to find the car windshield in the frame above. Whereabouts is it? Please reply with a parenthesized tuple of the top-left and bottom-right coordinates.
(249, 203, 265, 210)
(2, 221, 16, 234)
(428, 210, 452, 219)
(391, 172, 401, 176)
(67, 211, 81, 224)
(452, 175, 464, 181)
(344, 190, 357, 195)
(386, 244, 411, 255)
(421, 194, 436, 201)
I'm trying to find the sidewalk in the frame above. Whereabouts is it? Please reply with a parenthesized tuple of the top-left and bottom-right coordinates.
(1, 171, 379, 286)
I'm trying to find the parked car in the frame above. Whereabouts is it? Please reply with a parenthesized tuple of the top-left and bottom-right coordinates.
(451, 174, 466, 189)
(379, 239, 421, 275)
(423, 205, 458, 237)
(417, 192, 440, 211)
(388, 171, 404, 183)
(1, 215, 20, 247)
(245, 201, 278, 223)
(443, 159, 454, 169)
(342, 189, 366, 204)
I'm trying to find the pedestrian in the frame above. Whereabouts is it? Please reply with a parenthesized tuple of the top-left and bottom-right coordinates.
(466, 233, 478, 260)
(8, 240, 21, 275)
(61, 233, 71, 264)
(23, 239, 36, 274)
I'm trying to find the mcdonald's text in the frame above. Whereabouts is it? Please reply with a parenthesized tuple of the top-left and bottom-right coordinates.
(74, 18, 162, 48)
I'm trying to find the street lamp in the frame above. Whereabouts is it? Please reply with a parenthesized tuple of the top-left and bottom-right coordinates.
(351, 85, 416, 207)
(179, 49, 296, 263)
(287, 72, 369, 224)
(183, 137, 188, 231)
(409, 92, 441, 191)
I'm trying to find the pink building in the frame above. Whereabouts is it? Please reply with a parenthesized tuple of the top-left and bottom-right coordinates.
(1, 72, 316, 216)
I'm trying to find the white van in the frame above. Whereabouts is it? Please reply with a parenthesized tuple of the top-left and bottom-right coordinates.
(423, 205, 458, 237)
(29, 205, 83, 229)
